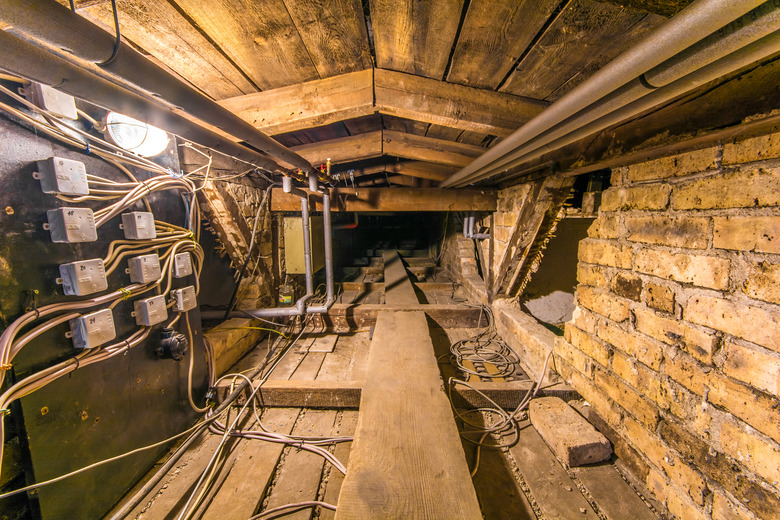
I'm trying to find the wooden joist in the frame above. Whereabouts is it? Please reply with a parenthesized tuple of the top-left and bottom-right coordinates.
(214, 378, 577, 411)
(219, 68, 547, 137)
(269, 187, 497, 212)
(335, 311, 482, 519)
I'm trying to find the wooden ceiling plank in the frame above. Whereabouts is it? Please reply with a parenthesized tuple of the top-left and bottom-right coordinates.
(282, 0, 373, 78)
(173, 0, 318, 90)
(499, 0, 649, 100)
(291, 130, 383, 165)
(218, 69, 375, 135)
(344, 114, 384, 135)
(446, 0, 560, 90)
(369, 0, 465, 79)
(270, 187, 497, 212)
(81, 0, 255, 100)
(383, 130, 483, 168)
(382, 115, 430, 136)
(375, 68, 547, 137)
(545, 11, 665, 102)
(388, 162, 458, 181)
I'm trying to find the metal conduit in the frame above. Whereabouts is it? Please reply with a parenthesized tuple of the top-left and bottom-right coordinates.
(0, 30, 284, 172)
(479, 31, 780, 181)
(457, 1, 780, 184)
(1, 0, 314, 173)
(306, 191, 336, 314)
(441, 0, 768, 188)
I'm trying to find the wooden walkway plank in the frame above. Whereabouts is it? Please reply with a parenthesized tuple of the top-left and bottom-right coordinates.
(335, 311, 482, 519)
(291, 352, 327, 381)
(200, 407, 301, 520)
(507, 421, 600, 520)
(381, 250, 420, 305)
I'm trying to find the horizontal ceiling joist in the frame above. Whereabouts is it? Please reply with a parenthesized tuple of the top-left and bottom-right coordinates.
(219, 68, 547, 137)
(290, 130, 484, 168)
(270, 187, 497, 212)
(351, 161, 457, 181)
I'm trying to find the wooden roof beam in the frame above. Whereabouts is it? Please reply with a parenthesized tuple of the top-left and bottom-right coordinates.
(219, 68, 548, 137)
(290, 131, 483, 167)
(269, 187, 497, 212)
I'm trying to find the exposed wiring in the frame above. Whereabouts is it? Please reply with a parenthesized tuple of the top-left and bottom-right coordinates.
(98, 0, 122, 66)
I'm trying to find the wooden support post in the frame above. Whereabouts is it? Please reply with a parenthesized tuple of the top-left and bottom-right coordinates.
(335, 311, 482, 519)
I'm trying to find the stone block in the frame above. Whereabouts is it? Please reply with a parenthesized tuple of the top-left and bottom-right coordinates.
(743, 261, 780, 305)
(685, 294, 780, 353)
(713, 216, 780, 254)
(611, 272, 642, 301)
(633, 248, 729, 290)
(722, 340, 780, 397)
(723, 132, 780, 164)
(643, 282, 675, 313)
(673, 167, 780, 210)
(529, 397, 612, 466)
(626, 147, 719, 182)
(625, 215, 710, 249)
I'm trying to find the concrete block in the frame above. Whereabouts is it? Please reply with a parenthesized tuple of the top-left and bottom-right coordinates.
(529, 396, 612, 466)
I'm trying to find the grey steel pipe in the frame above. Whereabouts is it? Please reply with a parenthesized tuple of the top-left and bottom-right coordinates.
(480, 31, 780, 180)
(441, 0, 768, 187)
(0, 30, 284, 172)
(306, 191, 335, 314)
(463, 212, 490, 240)
(457, 1, 780, 184)
(1, 0, 313, 173)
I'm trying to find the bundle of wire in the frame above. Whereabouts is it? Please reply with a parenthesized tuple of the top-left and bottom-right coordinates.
(448, 304, 525, 380)
(445, 304, 553, 476)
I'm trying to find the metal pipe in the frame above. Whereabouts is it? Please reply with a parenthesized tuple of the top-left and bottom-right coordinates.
(1, 0, 313, 173)
(441, 0, 767, 187)
(306, 191, 335, 314)
(458, 1, 780, 183)
(301, 194, 314, 298)
(478, 31, 780, 180)
(0, 30, 284, 172)
(463, 212, 489, 240)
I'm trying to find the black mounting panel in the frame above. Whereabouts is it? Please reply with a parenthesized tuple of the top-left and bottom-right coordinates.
(0, 110, 208, 519)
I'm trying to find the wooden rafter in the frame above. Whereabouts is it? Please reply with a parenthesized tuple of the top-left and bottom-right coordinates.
(219, 68, 547, 137)
(289, 130, 484, 167)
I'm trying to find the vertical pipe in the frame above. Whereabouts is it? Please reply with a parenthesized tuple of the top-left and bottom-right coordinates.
(322, 192, 334, 303)
(301, 196, 314, 297)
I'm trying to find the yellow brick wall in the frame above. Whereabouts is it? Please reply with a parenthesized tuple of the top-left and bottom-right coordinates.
(556, 132, 780, 520)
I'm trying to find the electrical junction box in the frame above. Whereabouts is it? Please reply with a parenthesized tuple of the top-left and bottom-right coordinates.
(282, 216, 324, 274)
(121, 212, 156, 240)
(69, 309, 116, 349)
(46, 207, 97, 243)
(26, 83, 78, 120)
(59, 258, 107, 296)
(127, 253, 162, 284)
(133, 295, 168, 326)
(171, 285, 197, 312)
(173, 252, 193, 278)
(36, 157, 89, 196)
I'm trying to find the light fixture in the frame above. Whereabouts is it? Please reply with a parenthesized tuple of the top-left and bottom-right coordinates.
(105, 112, 170, 157)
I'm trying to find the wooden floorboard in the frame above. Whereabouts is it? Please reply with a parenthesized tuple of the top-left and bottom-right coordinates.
(200, 407, 300, 519)
(320, 410, 359, 520)
(261, 409, 338, 520)
(507, 421, 600, 520)
(572, 464, 659, 520)
(335, 311, 482, 519)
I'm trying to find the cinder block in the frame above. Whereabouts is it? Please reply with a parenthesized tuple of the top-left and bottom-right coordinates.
(529, 396, 612, 466)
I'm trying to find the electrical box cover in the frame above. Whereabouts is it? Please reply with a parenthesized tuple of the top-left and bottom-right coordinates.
(282, 216, 324, 274)
(127, 253, 162, 284)
(59, 258, 107, 296)
(26, 83, 78, 120)
(46, 207, 97, 243)
(173, 252, 193, 278)
(121, 212, 156, 240)
(37, 157, 89, 196)
(134, 295, 168, 326)
(70, 309, 116, 349)
(171, 285, 197, 312)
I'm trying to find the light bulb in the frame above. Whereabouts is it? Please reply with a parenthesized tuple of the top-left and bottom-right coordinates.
(105, 112, 170, 157)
